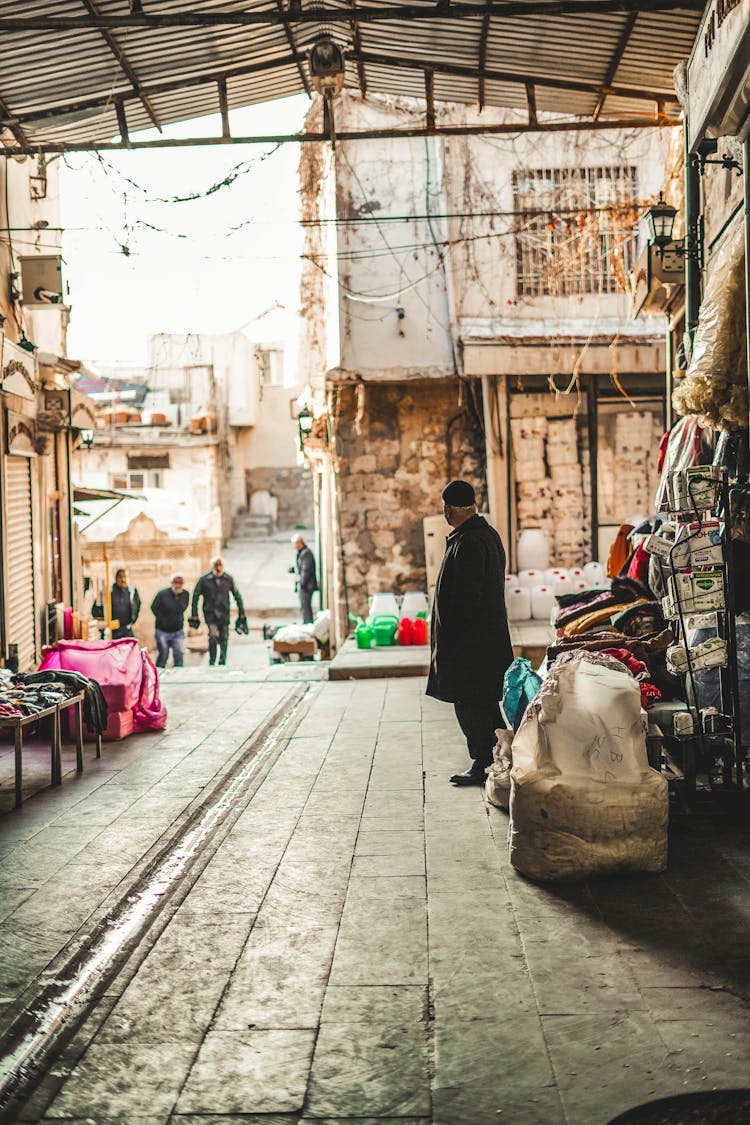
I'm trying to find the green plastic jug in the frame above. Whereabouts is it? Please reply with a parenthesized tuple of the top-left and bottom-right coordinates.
(350, 614, 373, 650)
(371, 614, 399, 646)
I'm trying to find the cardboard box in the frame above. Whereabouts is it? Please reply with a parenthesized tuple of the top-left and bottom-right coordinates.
(675, 519, 723, 567)
(102, 709, 135, 741)
(273, 639, 316, 656)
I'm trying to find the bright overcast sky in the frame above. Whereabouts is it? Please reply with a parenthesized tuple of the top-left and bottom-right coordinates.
(60, 93, 310, 369)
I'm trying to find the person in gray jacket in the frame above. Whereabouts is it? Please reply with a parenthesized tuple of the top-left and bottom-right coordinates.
(290, 534, 318, 624)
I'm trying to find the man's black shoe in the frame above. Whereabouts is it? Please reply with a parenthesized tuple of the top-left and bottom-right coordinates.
(449, 767, 487, 786)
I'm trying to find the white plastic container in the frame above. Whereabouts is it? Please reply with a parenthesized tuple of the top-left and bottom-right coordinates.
(572, 579, 588, 593)
(544, 567, 567, 586)
(569, 567, 584, 582)
(531, 585, 556, 621)
(552, 574, 575, 597)
(369, 592, 399, 619)
(517, 528, 550, 571)
(505, 573, 518, 589)
(507, 586, 531, 621)
(400, 591, 429, 620)
(518, 569, 543, 590)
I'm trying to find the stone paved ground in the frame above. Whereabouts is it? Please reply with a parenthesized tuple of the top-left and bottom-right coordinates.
(1, 666, 750, 1124)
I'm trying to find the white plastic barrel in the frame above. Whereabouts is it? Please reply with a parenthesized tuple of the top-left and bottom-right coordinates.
(544, 567, 567, 586)
(369, 592, 399, 618)
(506, 586, 531, 621)
(400, 591, 429, 620)
(531, 585, 556, 620)
(518, 569, 543, 589)
(517, 528, 550, 571)
(552, 573, 575, 596)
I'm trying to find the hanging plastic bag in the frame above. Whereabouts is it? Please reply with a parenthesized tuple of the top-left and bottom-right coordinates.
(502, 658, 542, 732)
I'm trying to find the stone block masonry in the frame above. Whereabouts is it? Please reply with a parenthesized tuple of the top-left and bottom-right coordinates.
(331, 379, 485, 618)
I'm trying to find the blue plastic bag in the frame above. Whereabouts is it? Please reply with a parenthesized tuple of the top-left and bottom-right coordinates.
(502, 657, 543, 733)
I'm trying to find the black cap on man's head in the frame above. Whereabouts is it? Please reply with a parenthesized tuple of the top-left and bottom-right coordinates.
(441, 479, 475, 506)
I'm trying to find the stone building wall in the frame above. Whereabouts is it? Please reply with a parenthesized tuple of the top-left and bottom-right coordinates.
(243, 465, 314, 529)
(330, 378, 485, 620)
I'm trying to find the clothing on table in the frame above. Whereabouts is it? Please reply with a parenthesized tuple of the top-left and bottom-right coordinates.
(111, 584, 141, 639)
(12, 669, 108, 733)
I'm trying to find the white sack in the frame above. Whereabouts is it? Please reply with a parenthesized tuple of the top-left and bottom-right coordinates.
(508, 653, 668, 882)
(485, 729, 514, 811)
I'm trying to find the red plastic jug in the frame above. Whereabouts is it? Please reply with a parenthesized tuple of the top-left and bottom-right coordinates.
(397, 618, 414, 646)
(411, 617, 427, 645)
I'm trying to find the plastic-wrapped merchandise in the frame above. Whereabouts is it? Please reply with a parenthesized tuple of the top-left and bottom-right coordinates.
(508, 651, 668, 882)
(654, 415, 705, 511)
(673, 222, 748, 433)
(686, 618, 750, 744)
(511, 416, 548, 441)
(514, 436, 546, 464)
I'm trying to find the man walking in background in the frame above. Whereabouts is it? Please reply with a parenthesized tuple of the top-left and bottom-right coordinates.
(189, 556, 247, 667)
(290, 533, 319, 624)
(426, 479, 514, 786)
(151, 574, 190, 669)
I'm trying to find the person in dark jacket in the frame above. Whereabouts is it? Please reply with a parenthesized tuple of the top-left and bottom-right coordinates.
(426, 480, 514, 786)
(291, 534, 319, 624)
(150, 574, 190, 668)
(110, 569, 141, 639)
(189, 556, 246, 666)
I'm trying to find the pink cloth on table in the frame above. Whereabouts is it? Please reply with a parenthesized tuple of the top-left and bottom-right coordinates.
(39, 638, 143, 711)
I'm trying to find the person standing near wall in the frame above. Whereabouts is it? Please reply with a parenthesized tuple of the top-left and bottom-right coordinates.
(150, 574, 190, 668)
(426, 479, 514, 786)
(290, 533, 319, 624)
(189, 556, 247, 667)
(110, 568, 141, 640)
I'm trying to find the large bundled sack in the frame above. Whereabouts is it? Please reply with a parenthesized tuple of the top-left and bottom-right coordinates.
(485, 729, 514, 811)
(40, 639, 167, 736)
(508, 651, 668, 882)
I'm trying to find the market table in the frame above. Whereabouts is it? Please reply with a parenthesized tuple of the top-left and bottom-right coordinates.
(0, 691, 87, 808)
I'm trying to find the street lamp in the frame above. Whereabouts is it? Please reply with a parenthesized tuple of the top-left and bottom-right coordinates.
(79, 428, 95, 450)
(643, 193, 677, 248)
(297, 406, 314, 446)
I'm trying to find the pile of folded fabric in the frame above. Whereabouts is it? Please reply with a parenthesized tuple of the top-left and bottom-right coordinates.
(548, 576, 678, 706)
(4, 671, 108, 734)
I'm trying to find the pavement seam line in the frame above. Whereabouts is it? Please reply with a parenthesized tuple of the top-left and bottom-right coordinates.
(0, 681, 313, 1124)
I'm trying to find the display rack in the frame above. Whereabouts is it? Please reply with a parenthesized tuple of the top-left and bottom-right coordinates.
(658, 466, 742, 791)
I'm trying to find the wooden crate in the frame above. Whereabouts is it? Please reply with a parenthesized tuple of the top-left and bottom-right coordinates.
(273, 639, 316, 656)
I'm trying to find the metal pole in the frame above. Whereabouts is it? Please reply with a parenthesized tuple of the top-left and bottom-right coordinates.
(665, 321, 673, 431)
(684, 124, 702, 348)
(745, 137, 750, 432)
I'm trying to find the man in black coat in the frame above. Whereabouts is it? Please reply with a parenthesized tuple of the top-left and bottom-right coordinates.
(426, 479, 514, 786)
(189, 556, 246, 666)
(291, 534, 319, 624)
(150, 574, 190, 668)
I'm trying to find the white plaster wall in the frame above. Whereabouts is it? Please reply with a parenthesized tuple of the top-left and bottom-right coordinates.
(1, 156, 67, 352)
(331, 99, 456, 378)
(325, 95, 671, 368)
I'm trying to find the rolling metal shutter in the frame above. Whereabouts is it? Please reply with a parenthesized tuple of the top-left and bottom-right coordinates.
(4, 456, 36, 670)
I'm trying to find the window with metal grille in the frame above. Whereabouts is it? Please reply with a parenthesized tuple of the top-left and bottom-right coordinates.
(513, 166, 638, 297)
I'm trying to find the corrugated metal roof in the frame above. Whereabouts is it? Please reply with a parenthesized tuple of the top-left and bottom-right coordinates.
(0, 1, 703, 151)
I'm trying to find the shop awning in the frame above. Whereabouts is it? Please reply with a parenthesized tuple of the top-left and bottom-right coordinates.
(0, 2, 703, 153)
(73, 485, 138, 504)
